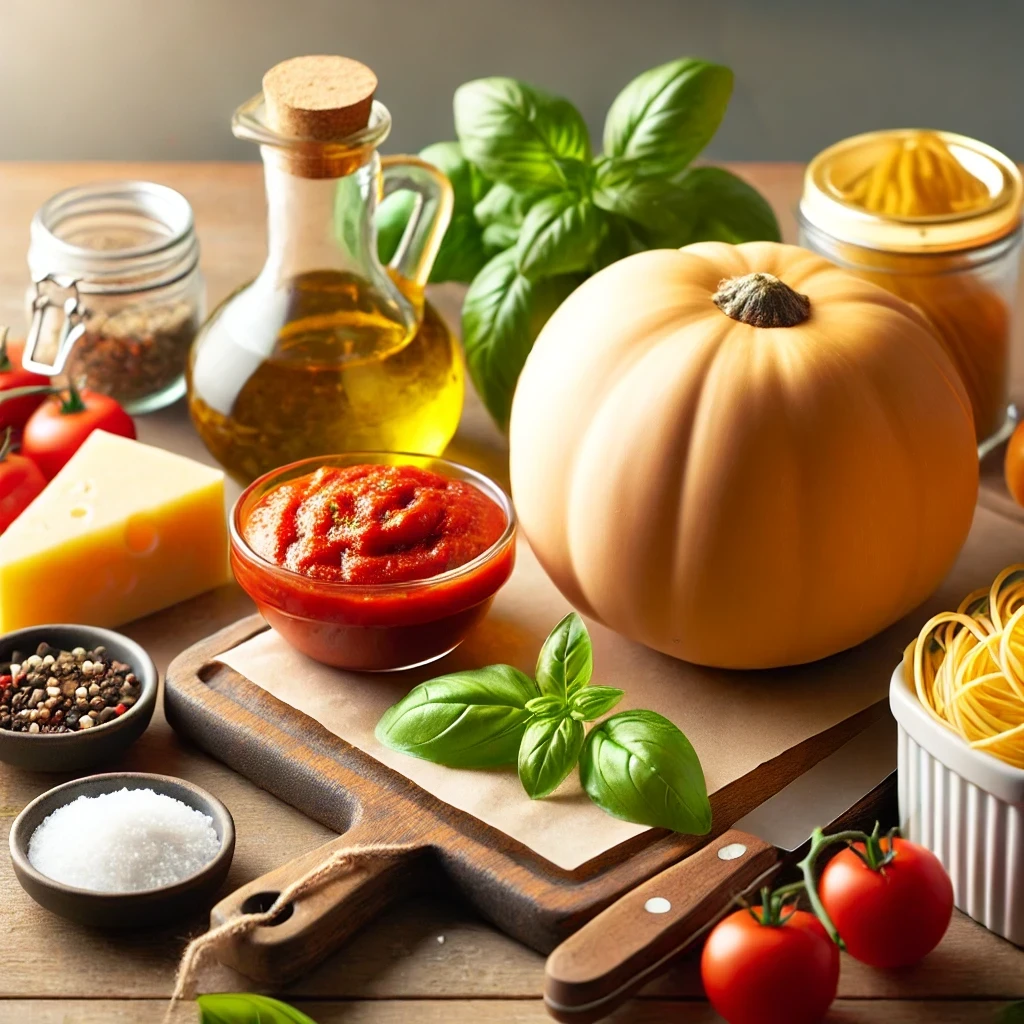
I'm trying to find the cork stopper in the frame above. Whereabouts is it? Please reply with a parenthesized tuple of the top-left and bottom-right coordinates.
(263, 55, 377, 142)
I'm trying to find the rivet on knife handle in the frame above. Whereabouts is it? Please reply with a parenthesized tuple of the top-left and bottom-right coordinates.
(544, 829, 779, 1023)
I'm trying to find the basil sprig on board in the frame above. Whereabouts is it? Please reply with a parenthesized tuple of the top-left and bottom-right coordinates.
(375, 613, 711, 835)
(581, 710, 713, 835)
(198, 993, 317, 1023)
(374, 664, 537, 768)
(377, 58, 780, 428)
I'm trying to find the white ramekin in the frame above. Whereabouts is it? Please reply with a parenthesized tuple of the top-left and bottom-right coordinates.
(890, 660, 1024, 946)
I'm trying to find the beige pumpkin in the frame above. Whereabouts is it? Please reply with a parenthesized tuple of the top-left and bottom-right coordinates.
(508, 241, 978, 669)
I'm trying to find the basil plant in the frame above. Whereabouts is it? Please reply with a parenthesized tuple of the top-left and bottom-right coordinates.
(378, 59, 780, 428)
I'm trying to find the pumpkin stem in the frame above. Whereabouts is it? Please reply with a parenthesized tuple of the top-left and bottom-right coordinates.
(712, 273, 811, 328)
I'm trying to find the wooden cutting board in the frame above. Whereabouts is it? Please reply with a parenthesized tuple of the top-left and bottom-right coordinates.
(165, 614, 888, 976)
(162, 493, 1024, 983)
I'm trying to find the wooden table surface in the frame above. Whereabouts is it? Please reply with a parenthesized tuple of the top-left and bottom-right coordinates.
(1, 162, 1023, 1024)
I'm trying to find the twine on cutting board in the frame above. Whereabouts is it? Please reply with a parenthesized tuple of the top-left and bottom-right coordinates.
(164, 841, 419, 1022)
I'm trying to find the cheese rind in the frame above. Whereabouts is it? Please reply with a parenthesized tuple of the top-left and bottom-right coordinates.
(0, 431, 230, 631)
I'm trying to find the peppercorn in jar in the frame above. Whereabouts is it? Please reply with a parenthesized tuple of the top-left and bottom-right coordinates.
(23, 181, 205, 415)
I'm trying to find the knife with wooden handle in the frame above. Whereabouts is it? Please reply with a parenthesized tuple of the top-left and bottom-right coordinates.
(544, 714, 897, 1023)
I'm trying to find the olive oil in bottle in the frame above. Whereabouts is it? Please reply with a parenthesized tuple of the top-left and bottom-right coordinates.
(189, 270, 462, 483)
(187, 55, 462, 482)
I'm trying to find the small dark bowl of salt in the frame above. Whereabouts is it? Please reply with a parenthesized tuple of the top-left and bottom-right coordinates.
(9, 772, 235, 928)
(0, 624, 158, 771)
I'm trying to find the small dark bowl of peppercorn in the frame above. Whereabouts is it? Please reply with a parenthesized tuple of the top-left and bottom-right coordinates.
(0, 625, 158, 772)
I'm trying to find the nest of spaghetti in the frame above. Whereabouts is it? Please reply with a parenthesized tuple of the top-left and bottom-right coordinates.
(910, 564, 1024, 769)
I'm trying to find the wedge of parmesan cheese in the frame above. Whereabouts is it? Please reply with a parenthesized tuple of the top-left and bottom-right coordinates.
(0, 431, 230, 630)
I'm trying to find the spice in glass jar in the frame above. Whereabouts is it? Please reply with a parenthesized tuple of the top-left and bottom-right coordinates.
(68, 300, 197, 407)
(24, 182, 205, 415)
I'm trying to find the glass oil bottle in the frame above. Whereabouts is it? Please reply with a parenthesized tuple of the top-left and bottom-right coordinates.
(188, 55, 463, 482)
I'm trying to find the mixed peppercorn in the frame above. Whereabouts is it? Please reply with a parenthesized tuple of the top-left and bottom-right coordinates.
(0, 642, 140, 733)
(67, 301, 196, 408)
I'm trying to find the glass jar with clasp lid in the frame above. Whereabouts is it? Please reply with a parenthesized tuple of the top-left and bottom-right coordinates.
(188, 55, 463, 483)
(24, 181, 204, 414)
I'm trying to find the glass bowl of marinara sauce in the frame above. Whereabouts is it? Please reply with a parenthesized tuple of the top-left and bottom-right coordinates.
(230, 453, 516, 671)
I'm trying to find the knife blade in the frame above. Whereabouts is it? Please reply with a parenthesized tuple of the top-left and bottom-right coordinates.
(544, 712, 898, 1023)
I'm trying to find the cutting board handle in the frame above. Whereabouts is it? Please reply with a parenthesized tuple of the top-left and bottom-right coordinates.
(209, 819, 429, 984)
(544, 829, 779, 1023)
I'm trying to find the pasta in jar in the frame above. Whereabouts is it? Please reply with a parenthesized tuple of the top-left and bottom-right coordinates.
(801, 130, 1022, 450)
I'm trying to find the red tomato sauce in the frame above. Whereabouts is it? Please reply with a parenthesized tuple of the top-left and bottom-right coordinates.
(242, 464, 507, 585)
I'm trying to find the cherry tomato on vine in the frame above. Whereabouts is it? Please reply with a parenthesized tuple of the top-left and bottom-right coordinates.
(0, 428, 46, 532)
(0, 330, 49, 431)
(701, 904, 839, 1024)
(20, 385, 135, 480)
(819, 835, 952, 968)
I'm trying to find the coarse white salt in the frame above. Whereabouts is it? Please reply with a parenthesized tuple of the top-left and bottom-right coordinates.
(28, 787, 222, 893)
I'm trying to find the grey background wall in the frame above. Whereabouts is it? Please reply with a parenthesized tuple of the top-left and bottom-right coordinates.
(1, 0, 1019, 162)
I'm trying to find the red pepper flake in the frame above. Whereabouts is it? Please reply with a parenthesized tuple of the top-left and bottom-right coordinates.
(0, 675, 10, 688)
(115, 703, 127, 716)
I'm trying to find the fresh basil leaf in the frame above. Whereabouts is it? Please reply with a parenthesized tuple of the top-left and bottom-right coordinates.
(518, 713, 586, 799)
(376, 190, 417, 268)
(375, 664, 539, 768)
(593, 159, 694, 242)
(525, 694, 566, 718)
(517, 193, 603, 280)
(455, 77, 591, 191)
(591, 214, 652, 270)
(998, 1003, 1024, 1024)
(672, 166, 781, 244)
(461, 249, 581, 427)
(569, 686, 624, 722)
(592, 163, 779, 252)
(603, 59, 733, 177)
(378, 202, 488, 284)
(482, 220, 520, 253)
(198, 994, 317, 1024)
(536, 611, 593, 701)
(580, 710, 712, 835)
(420, 141, 491, 214)
(474, 182, 535, 230)
(430, 215, 492, 283)
(376, 142, 492, 283)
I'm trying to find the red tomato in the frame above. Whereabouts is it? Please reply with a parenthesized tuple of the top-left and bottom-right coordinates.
(819, 836, 952, 968)
(0, 336, 49, 431)
(21, 388, 135, 480)
(0, 430, 46, 531)
(701, 908, 839, 1024)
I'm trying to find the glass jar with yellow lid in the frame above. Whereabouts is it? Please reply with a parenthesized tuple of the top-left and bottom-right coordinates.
(800, 129, 1023, 453)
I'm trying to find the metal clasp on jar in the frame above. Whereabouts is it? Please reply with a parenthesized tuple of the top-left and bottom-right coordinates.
(23, 273, 89, 376)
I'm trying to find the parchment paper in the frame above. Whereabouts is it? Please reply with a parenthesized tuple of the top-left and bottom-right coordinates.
(219, 505, 1024, 870)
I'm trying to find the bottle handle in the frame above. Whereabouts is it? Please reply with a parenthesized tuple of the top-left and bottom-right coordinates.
(380, 155, 453, 290)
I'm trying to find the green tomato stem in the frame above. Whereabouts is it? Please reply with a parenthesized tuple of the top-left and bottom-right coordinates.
(0, 383, 88, 416)
(846, 821, 900, 871)
(797, 826, 888, 948)
(0, 384, 59, 406)
(0, 427, 11, 463)
(0, 327, 11, 373)
(60, 381, 88, 415)
(770, 881, 806, 903)
(746, 881, 806, 928)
